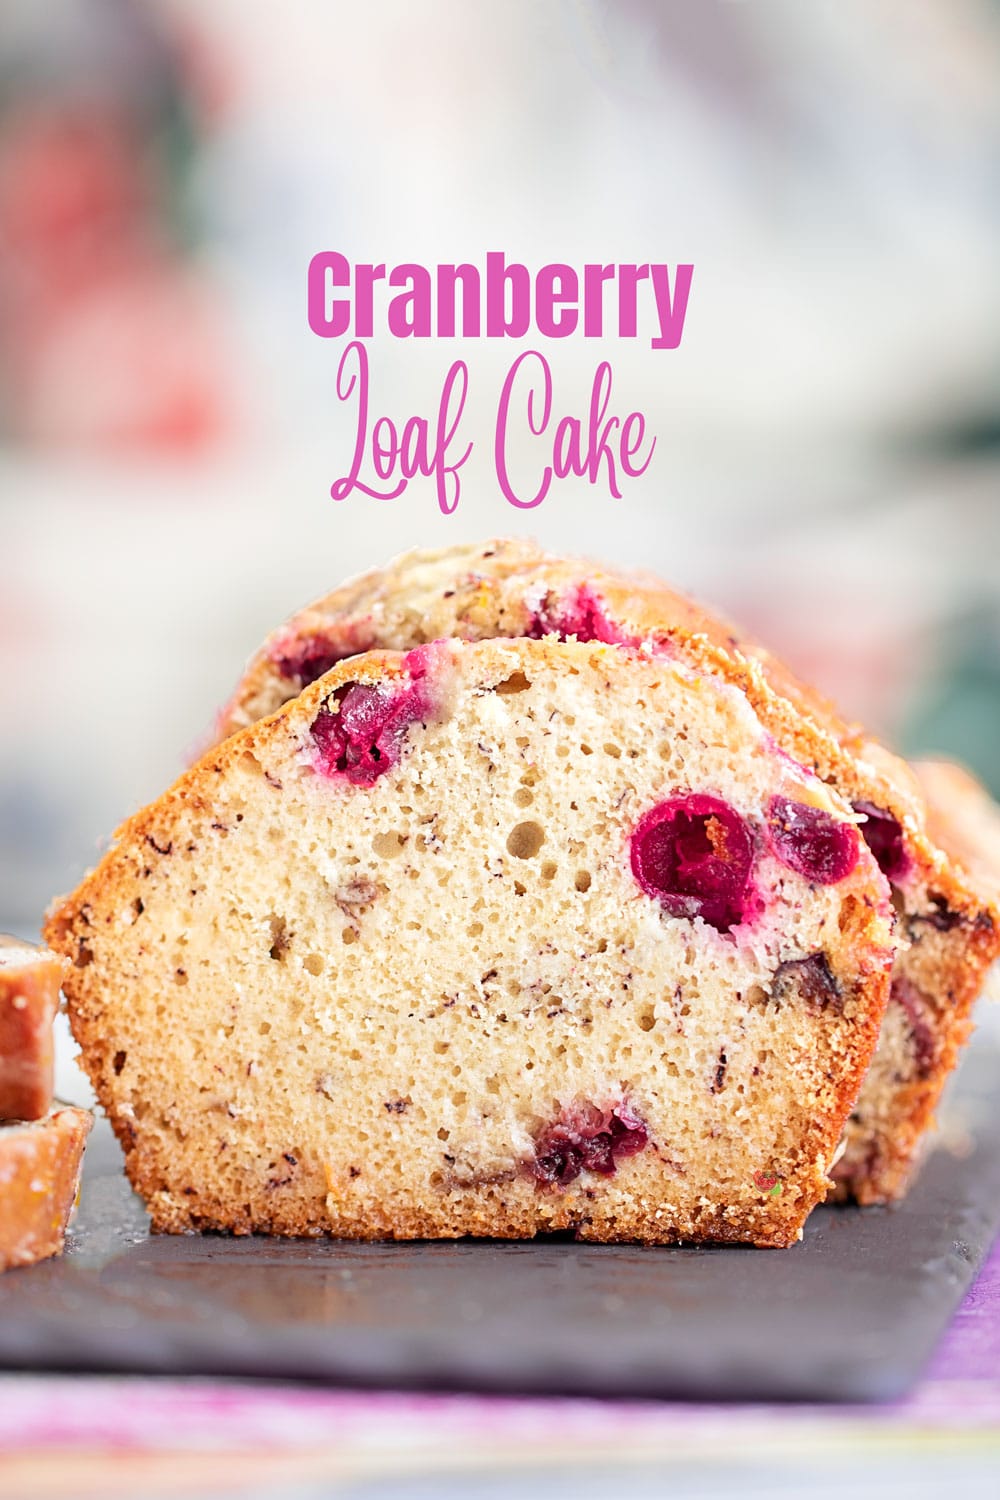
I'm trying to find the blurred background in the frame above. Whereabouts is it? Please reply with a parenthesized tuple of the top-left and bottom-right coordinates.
(2, 0, 1000, 941)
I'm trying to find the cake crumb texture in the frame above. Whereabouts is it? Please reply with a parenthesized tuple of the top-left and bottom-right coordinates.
(47, 638, 894, 1247)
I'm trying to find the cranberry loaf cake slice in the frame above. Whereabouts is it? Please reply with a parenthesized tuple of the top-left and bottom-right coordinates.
(215, 540, 1000, 1204)
(47, 639, 893, 1247)
(0, 935, 65, 1121)
(0, 1107, 92, 1271)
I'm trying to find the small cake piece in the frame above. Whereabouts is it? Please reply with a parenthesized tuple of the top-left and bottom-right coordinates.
(214, 540, 1000, 1204)
(0, 935, 65, 1121)
(0, 1107, 92, 1271)
(46, 638, 894, 1247)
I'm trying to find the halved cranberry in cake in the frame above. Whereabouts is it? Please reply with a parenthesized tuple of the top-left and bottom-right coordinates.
(310, 647, 442, 786)
(630, 795, 755, 934)
(526, 585, 638, 648)
(767, 797, 859, 885)
(854, 801, 911, 884)
(530, 1100, 649, 1187)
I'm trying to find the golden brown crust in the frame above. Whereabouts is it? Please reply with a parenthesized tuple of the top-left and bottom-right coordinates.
(46, 638, 893, 1249)
(0, 1107, 92, 1271)
(0, 936, 64, 1122)
(139, 1173, 820, 1249)
(213, 540, 1000, 1204)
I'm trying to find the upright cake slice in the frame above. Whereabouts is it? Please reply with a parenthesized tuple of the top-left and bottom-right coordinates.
(47, 638, 893, 1247)
(214, 541, 1000, 1203)
(0, 935, 64, 1121)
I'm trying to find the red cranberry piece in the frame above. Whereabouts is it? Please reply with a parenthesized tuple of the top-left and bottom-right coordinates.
(854, 801, 911, 884)
(273, 636, 352, 687)
(310, 685, 392, 784)
(530, 1101, 649, 1187)
(310, 652, 439, 786)
(580, 1132, 616, 1175)
(911, 898, 962, 934)
(630, 795, 755, 934)
(772, 953, 842, 1012)
(533, 1127, 586, 1186)
(767, 797, 860, 885)
(526, 585, 637, 647)
(891, 977, 936, 1079)
(607, 1105, 649, 1158)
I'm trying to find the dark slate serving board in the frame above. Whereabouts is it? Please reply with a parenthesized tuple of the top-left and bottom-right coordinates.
(3, 1033, 1000, 1403)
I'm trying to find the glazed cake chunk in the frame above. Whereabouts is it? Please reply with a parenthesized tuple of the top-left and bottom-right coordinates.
(215, 540, 1000, 1204)
(0, 1107, 92, 1271)
(47, 639, 893, 1247)
(0, 935, 65, 1121)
